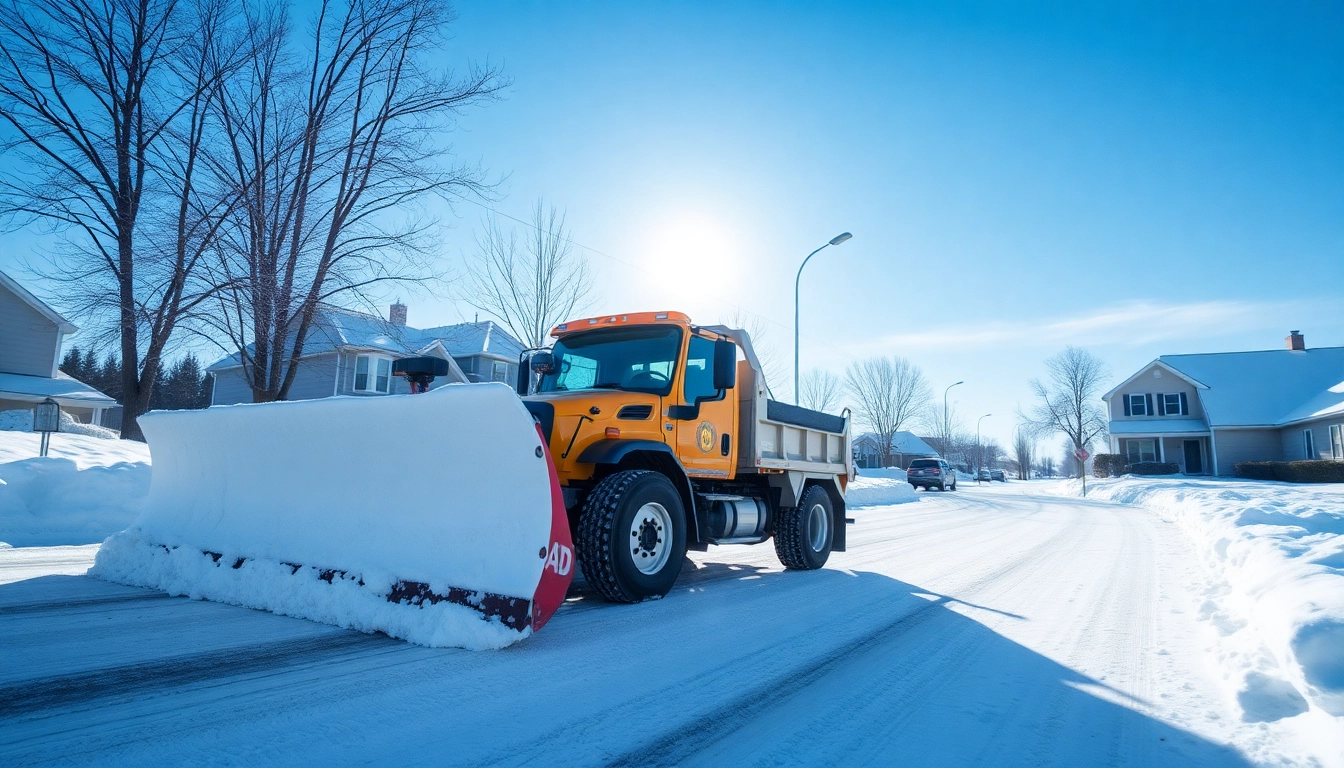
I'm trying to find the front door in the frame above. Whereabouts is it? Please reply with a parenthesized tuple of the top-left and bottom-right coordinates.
(1183, 440, 1203, 474)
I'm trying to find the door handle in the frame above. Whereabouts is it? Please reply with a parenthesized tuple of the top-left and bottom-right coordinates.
(721, 433, 731, 456)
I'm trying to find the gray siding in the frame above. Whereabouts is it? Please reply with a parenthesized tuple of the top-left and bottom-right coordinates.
(1211, 428, 1282, 476)
(1281, 416, 1344, 461)
(210, 353, 340, 405)
(0, 283, 59, 377)
(1106, 363, 1205, 423)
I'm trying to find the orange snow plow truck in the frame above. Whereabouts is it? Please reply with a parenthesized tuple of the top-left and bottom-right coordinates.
(92, 311, 853, 649)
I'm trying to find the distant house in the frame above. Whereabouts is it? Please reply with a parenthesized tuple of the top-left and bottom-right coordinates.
(0, 270, 117, 425)
(206, 303, 526, 405)
(853, 431, 940, 469)
(1103, 331, 1344, 476)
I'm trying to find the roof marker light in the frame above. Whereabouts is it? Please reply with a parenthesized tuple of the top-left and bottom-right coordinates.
(557, 323, 567, 331)
(589, 319, 598, 325)
(655, 313, 668, 320)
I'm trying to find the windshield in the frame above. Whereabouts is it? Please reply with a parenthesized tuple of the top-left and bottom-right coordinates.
(910, 459, 940, 468)
(539, 325, 683, 396)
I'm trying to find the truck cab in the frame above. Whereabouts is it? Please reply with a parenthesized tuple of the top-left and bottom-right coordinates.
(519, 311, 852, 604)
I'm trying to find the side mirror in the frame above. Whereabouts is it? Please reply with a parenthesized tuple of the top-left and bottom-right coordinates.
(530, 351, 557, 376)
(713, 339, 736, 390)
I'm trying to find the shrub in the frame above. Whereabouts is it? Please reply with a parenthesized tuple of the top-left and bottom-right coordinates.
(1234, 460, 1344, 483)
(1091, 454, 1127, 478)
(1126, 461, 1180, 475)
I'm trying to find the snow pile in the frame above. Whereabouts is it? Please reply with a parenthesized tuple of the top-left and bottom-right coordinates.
(0, 431, 150, 547)
(93, 384, 560, 650)
(847, 467, 918, 507)
(1067, 476, 1344, 722)
(0, 408, 119, 439)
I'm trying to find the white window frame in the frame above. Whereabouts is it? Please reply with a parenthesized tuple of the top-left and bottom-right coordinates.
(1126, 438, 1157, 464)
(354, 354, 394, 394)
(1303, 429, 1315, 460)
(1331, 425, 1343, 461)
(1127, 394, 1148, 416)
(1162, 393, 1181, 416)
(491, 360, 508, 383)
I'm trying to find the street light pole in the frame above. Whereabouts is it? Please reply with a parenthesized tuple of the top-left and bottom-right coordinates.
(794, 232, 852, 404)
(976, 413, 992, 484)
(943, 381, 963, 459)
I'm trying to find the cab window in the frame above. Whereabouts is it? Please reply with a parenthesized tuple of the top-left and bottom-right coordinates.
(683, 335, 721, 403)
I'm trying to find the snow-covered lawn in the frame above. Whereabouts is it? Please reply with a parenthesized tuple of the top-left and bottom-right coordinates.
(1049, 476, 1344, 741)
(847, 466, 918, 506)
(0, 429, 150, 547)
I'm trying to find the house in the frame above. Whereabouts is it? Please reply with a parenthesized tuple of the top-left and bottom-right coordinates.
(1103, 331, 1344, 476)
(206, 303, 526, 405)
(853, 431, 940, 469)
(0, 270, 117, 426)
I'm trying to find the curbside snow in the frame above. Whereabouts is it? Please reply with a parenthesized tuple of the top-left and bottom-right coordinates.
(1054, 475, 1344, 729)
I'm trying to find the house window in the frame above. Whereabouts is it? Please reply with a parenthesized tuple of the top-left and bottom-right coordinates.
(1127, 394, 1149, 416)
(1126, 439, 1157, 464)
(491, 361, 508, 383)
(1303, 429, 1315, 460)
(1161, 393, 1187, 416)
(354, 355, 393, 393)
(1332, 425, 1343, 461)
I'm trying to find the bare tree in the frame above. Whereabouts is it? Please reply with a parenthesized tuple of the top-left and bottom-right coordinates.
(204, 0, 505, 402)
(1012, 426, 1034, 480)
(798, 368, 841, 413)
(721, 308, 786, 397)
(464, 199, 592, 348)
(0, 0, 241, 439)
(1021, 346, 1109, 478)
(844, 356, 931, 468)
(924, 399, 963, 461)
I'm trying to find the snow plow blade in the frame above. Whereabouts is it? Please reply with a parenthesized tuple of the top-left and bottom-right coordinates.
(92, 384, 574, 650)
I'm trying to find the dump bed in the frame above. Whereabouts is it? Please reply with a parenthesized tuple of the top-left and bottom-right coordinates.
(711, 327, 851, 478)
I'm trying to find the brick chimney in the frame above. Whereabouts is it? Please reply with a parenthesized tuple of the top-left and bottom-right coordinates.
(389, 301, 407, 327)
(1286, 330, 1304, 351)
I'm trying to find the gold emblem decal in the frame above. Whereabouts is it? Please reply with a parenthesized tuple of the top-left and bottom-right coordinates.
(696, 421, 716, 453)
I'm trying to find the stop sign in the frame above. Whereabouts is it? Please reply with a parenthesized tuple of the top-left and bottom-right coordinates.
(1074, 447, 1091, 462)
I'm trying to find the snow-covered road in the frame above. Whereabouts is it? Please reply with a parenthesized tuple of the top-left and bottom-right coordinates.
(0, 486, 1303, 765)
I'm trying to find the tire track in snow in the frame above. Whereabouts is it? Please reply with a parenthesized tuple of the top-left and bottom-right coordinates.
(496, 514, 1078, 768)
(0, 632, 387, 716)
(0, 592, 174, 616)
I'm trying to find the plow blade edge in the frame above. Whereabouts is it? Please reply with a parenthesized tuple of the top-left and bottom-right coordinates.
(92, 384, 574, 649)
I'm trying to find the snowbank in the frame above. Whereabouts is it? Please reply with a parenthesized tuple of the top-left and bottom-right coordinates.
(0, 408, 119, 439)
(847, 467, 918, 507)
(93, 384, 565, 650)
(1061, 476, 1344, 722)
(0, 431, 150, 547)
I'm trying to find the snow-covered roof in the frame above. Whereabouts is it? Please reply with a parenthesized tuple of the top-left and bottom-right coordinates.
(0, 371, 116, 405)
(0, 269, 77, 334)
(854, 431, 939, 456)
(207, 306, 525, 372)
(1109, 418, 1209, 435)
(1156, 346, 1344, 427)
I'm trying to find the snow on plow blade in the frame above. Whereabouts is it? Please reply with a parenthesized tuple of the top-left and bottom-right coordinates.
(92, 384, 574, 650)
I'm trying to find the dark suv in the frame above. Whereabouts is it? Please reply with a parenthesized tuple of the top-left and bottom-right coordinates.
(908, 458, 956, 491)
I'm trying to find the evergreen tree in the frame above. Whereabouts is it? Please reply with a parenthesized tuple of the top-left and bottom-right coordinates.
(60, 346, 83, 378)
(99, 354, 123, 403)
(82, 349, 98, 383)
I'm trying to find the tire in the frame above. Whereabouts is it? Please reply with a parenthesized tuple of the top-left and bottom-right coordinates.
(773, 485, 834, 570)
(938, 481, 947, 492)
(950, 481, 957, 491)
(909, 482, 918, 490)
(577, 470, 688, 603)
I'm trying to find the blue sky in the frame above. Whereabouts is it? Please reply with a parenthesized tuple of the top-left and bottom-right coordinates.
(2, 0, 1341, 449)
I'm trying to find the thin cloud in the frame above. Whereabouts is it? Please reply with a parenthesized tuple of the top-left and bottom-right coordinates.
(850, 300, 1296, 354)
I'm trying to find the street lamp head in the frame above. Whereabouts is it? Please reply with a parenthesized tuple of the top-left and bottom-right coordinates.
(829, 232, 852, 246)
(953, 380, 964, 386)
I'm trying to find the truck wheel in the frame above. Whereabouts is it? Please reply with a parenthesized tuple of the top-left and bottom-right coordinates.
(577, 470, 688, 603)
(773, 485, 834, 570)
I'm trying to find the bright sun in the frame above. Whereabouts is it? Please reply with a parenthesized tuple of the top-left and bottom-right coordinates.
(638, 211, 745, 308)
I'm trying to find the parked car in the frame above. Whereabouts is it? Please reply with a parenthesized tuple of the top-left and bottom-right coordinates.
(990, 469, 1006, 482)
(908, 458, 956, 491)
(976, 469, 991, 482)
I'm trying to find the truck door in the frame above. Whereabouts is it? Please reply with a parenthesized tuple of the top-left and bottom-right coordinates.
(675, 334, 736, 478)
